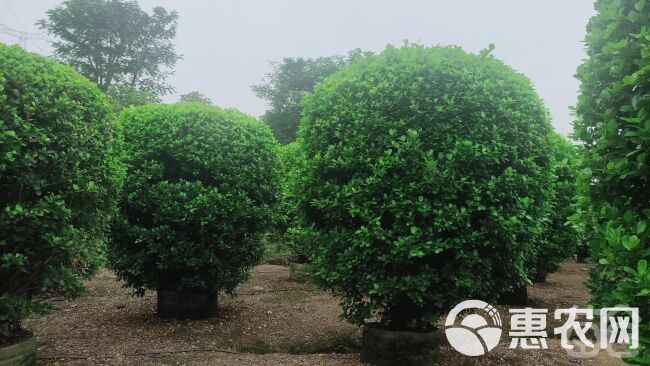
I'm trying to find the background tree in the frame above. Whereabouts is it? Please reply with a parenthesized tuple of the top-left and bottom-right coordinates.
(38, 0, 180, 97)
(178, 91, 212, 104)
(106, 84, 160, 112)
(252, 52, 360, 144)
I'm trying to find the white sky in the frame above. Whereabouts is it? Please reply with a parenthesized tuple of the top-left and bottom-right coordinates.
(0, 0, 596, 136)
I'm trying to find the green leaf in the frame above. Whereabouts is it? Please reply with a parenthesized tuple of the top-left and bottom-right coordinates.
(623, 75, 636, 85)
(622, 235, 640, 250)
(607, 120, 618, 133)
(639, 289, 650, 296)
(409, 249, 425, 258)
(636, 0, 646, 11)
(638, 259, 648, 274)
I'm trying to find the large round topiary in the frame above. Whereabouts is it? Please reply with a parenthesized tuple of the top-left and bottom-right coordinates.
(299, 44, 554, 330)
(109, 103, 279, 317)
(574, 0, 650, 362)
(0, 44, 122, 340)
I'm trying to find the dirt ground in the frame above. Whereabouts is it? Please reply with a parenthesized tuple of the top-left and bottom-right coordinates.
(25, 262, 627, 366)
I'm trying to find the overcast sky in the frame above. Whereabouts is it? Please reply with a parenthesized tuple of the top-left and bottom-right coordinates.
(0, 0, 595, 136)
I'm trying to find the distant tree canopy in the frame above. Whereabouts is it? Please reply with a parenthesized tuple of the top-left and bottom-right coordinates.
(38, 0, 180, 97)
(252, 53, 358, 144)
(179, 91, 212, 105)
(106, 84, 160, 112)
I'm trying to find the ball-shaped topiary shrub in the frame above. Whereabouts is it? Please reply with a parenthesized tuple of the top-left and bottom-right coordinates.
(527, 132, 582, 283)
(0, 44, 122, 339)
(574, 0, 650, 362)
(109, 103, 279, 318)
(299, 44, 554, 330)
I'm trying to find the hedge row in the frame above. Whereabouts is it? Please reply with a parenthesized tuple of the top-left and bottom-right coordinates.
(573, 0, 650, 362)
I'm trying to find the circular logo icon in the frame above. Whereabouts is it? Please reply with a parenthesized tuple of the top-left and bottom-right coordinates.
(445, 300, 502, 356)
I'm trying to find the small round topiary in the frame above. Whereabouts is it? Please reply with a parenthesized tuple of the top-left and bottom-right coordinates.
(109, 103, 279, 318)
(0, 44, 122, 339)
(299, 44, 554, 330)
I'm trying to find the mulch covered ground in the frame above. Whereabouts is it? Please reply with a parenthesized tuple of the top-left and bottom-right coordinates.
(26, 262, 626, 365)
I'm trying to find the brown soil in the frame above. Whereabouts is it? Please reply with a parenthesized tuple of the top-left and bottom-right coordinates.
(24, 262, 626, 365)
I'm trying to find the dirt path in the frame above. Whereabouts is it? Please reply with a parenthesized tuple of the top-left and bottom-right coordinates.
(25, 262, 626, 365)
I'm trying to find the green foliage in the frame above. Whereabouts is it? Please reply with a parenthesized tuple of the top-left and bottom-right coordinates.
(275, 142, 302, 235)
(285, 225, 320, 263)
(261, 236, 292, 265)
(108, 103, 279, 296)
(106, 84, 160, 112)
(573, 0, 650, 362)
(38, 0, 180, 97)
(0, 44, 122, 338)
(299, 44, 554, 330)
(252, 54, 354, 144)
(527, 133, 582, 283)
(178, 91, 212, 105)
(271, 142, 312, 262)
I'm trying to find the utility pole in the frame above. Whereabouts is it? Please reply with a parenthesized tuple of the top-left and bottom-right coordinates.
(0, 24, 49, 51)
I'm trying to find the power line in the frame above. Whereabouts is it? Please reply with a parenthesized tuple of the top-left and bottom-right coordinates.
(2, 0, 24, 28)
(0, 23, 51, 50)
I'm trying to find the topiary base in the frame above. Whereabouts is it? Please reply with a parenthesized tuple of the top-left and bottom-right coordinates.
(0, 336, 35, 366)
(156, 290, 218, 319)
(360, 324, 443, 366)
(497, 285, 528, 306)
(576, 247, 590, 263)
(288, 262, 312, 282)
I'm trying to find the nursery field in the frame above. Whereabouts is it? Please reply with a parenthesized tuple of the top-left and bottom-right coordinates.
(26, 262, 625, 366)
(2, 0, 649, 364)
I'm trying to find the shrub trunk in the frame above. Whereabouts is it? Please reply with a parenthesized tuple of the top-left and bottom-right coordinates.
(497, 284, 528, 306)
(360, 324, 443, 366)
(576, 246, 589, 263)
(156, 290, 218, 319)
(288, 262, 312, 282)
